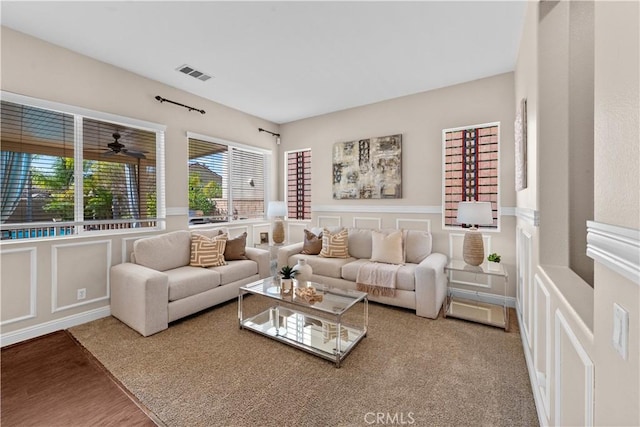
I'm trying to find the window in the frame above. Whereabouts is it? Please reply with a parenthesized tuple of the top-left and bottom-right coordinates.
(286, 149, 311, 220)
(188, 134, 269, 223)
(0, 95, 164, 240)
(443, 122, 499, 229)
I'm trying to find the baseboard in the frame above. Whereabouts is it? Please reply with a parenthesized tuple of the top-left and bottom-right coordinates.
(0, 306, 111, 348)
(448, 288, 517, 308)
(517, 307, 548, 427)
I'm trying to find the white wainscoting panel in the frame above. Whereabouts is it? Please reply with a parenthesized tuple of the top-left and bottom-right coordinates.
(396, 218, 431, 232)
(51, 240, 111, 313)
(518, 228, 533, 349)
(287, 221, 311, 244)
(353, 217, 381, 229)
(121, 236, 144, 264)
(317, 216, 341, 228)
(534, 275, 551, 420)
(555, 310, 594, 427)
(0, 247, 37, 326)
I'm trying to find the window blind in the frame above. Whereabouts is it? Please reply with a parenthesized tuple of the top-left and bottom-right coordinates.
(286, 150, 311, 220)
(444, 124, 499, 228)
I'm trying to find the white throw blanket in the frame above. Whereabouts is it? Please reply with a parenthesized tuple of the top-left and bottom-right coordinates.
(356, 262, 401, 297)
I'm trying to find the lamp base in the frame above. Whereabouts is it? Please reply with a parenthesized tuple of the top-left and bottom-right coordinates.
(272, 219, 285, 244)
(463, 229, 485, 266)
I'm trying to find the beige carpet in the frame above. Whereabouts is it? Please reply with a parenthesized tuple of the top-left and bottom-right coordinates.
(69, 298, 538, 427)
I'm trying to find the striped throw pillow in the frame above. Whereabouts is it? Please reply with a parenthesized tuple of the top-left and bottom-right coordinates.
(319, 227, 349, 258)
(190, 233, 227, 267)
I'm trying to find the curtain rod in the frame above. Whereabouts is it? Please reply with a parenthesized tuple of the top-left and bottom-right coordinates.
(155, 95, 205, 114)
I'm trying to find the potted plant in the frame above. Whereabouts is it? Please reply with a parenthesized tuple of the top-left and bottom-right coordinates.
(487, 253, 501, 271)
(279, 265, 296, 295)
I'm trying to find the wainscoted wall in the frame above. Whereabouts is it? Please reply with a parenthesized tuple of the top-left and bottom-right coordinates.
(0, 221, 278, 347)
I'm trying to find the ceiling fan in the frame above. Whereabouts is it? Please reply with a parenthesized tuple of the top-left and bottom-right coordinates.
(103, 132, 148, 159)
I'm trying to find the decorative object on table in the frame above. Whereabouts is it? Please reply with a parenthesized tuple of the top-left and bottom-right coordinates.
(291, 258, 313, 285)
(259, 232, 269, 244)
(456, 201, 494, 266)
(267, 201, 287, 244)
(487, 252, 502, 271)
(279, 265, 295, 295)
(515, 98, 528, 191)
(295, 285, 323, 304)
(332, 134, 402, 199)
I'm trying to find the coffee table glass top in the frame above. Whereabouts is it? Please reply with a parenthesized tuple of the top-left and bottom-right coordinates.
(241, 277, 367, 316)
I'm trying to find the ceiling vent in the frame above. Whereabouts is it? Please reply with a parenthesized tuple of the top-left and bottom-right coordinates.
(176, 64, 213, 82)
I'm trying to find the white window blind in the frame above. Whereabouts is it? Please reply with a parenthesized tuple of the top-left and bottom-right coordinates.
(1, 99, 162, 240)
(188, 137, 267, 223)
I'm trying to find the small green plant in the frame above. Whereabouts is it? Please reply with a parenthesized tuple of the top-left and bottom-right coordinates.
(487, 253, 501, 263)
(279, 265, 296, 279)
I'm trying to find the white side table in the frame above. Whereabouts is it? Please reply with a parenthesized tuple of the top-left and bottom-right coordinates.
(444, 259, 509, 331)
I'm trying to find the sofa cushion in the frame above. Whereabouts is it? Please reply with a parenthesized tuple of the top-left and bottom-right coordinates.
(290, 253, 356, 279)
(224, 232, 248, 260)
(134, 230, 191, 272)
(210, 259, 259, 285)
(319, 228, 349, 258)
(405, 230, 432, 264)
(190, 234, 227, 267)
(341, 259, 416, 291)
(347, 228, 373, 259)
(371, 230, 404, 264)
(166, 266, 220, 301)
(301, 229, 323, 255)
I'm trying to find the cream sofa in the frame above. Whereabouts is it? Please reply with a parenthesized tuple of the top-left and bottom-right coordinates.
(277, 228, 448, 318)
(111, 230, 270, 336)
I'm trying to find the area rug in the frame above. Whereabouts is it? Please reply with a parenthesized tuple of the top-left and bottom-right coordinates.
(69, 299, 538, 427)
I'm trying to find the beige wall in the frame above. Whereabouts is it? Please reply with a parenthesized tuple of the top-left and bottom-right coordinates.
(279, 73, 518, 297)
(515, 1, 640, 426)
(0, 27, 279, 342)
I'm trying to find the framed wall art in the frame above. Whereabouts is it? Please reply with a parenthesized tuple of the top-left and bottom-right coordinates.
(332, 134, 402, 199)
(515, 98, 527, 191)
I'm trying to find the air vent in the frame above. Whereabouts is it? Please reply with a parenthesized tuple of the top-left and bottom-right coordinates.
(176, 64, 213, 82)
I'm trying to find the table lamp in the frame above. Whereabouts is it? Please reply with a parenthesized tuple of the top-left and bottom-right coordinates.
(267, 201, 287, 244)
(456, 201, 493, 266)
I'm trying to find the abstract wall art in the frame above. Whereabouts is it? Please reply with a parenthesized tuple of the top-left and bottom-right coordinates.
(332, 134, 402, 199)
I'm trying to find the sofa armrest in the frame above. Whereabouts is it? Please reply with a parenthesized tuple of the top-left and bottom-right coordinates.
(244, 247, 270, 279)
(277, 242, 304, 270)
(110, 263, 169, 337)
(414, 253, 448, 319)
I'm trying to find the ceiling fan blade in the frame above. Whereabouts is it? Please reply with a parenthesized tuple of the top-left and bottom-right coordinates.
(123, 150, 146, 159)
(102, 150, 116, 157)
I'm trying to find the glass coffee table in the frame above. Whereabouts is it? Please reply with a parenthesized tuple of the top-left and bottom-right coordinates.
(238, 277, 368, 367)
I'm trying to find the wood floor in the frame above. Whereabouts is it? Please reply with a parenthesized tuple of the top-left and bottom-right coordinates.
(1, 330, 160, 427)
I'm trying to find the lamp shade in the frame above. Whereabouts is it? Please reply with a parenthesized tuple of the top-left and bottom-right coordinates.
(267, 201, 287, 218)
(456, 201, 493, 226)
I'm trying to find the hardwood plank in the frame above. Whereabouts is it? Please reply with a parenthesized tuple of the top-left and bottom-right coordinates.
(1, 331, 159, 426)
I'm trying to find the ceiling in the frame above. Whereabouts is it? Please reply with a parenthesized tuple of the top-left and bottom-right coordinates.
(1, 1, 527, 124)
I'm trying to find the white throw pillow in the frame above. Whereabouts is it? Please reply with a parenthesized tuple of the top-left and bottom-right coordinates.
(370, 230, 404, 265)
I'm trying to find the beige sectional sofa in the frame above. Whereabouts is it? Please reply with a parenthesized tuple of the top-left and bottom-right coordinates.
(111, 229, 270, 336)
(277, 228, 448, 318)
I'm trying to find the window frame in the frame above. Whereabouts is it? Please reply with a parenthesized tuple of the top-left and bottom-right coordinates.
(284, 148, 312, 220)
(441, 121, 501, 232)
(186, 131, 271, 225)
(0, 91, 166, 241)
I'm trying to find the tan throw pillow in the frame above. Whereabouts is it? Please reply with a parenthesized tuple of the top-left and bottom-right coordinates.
(319, 228, 349, 258)
(224, 232, 248, 260)
(370, 230, 404, 265)
(190, 233, 227, 267)
(301, 229, 323, 255)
